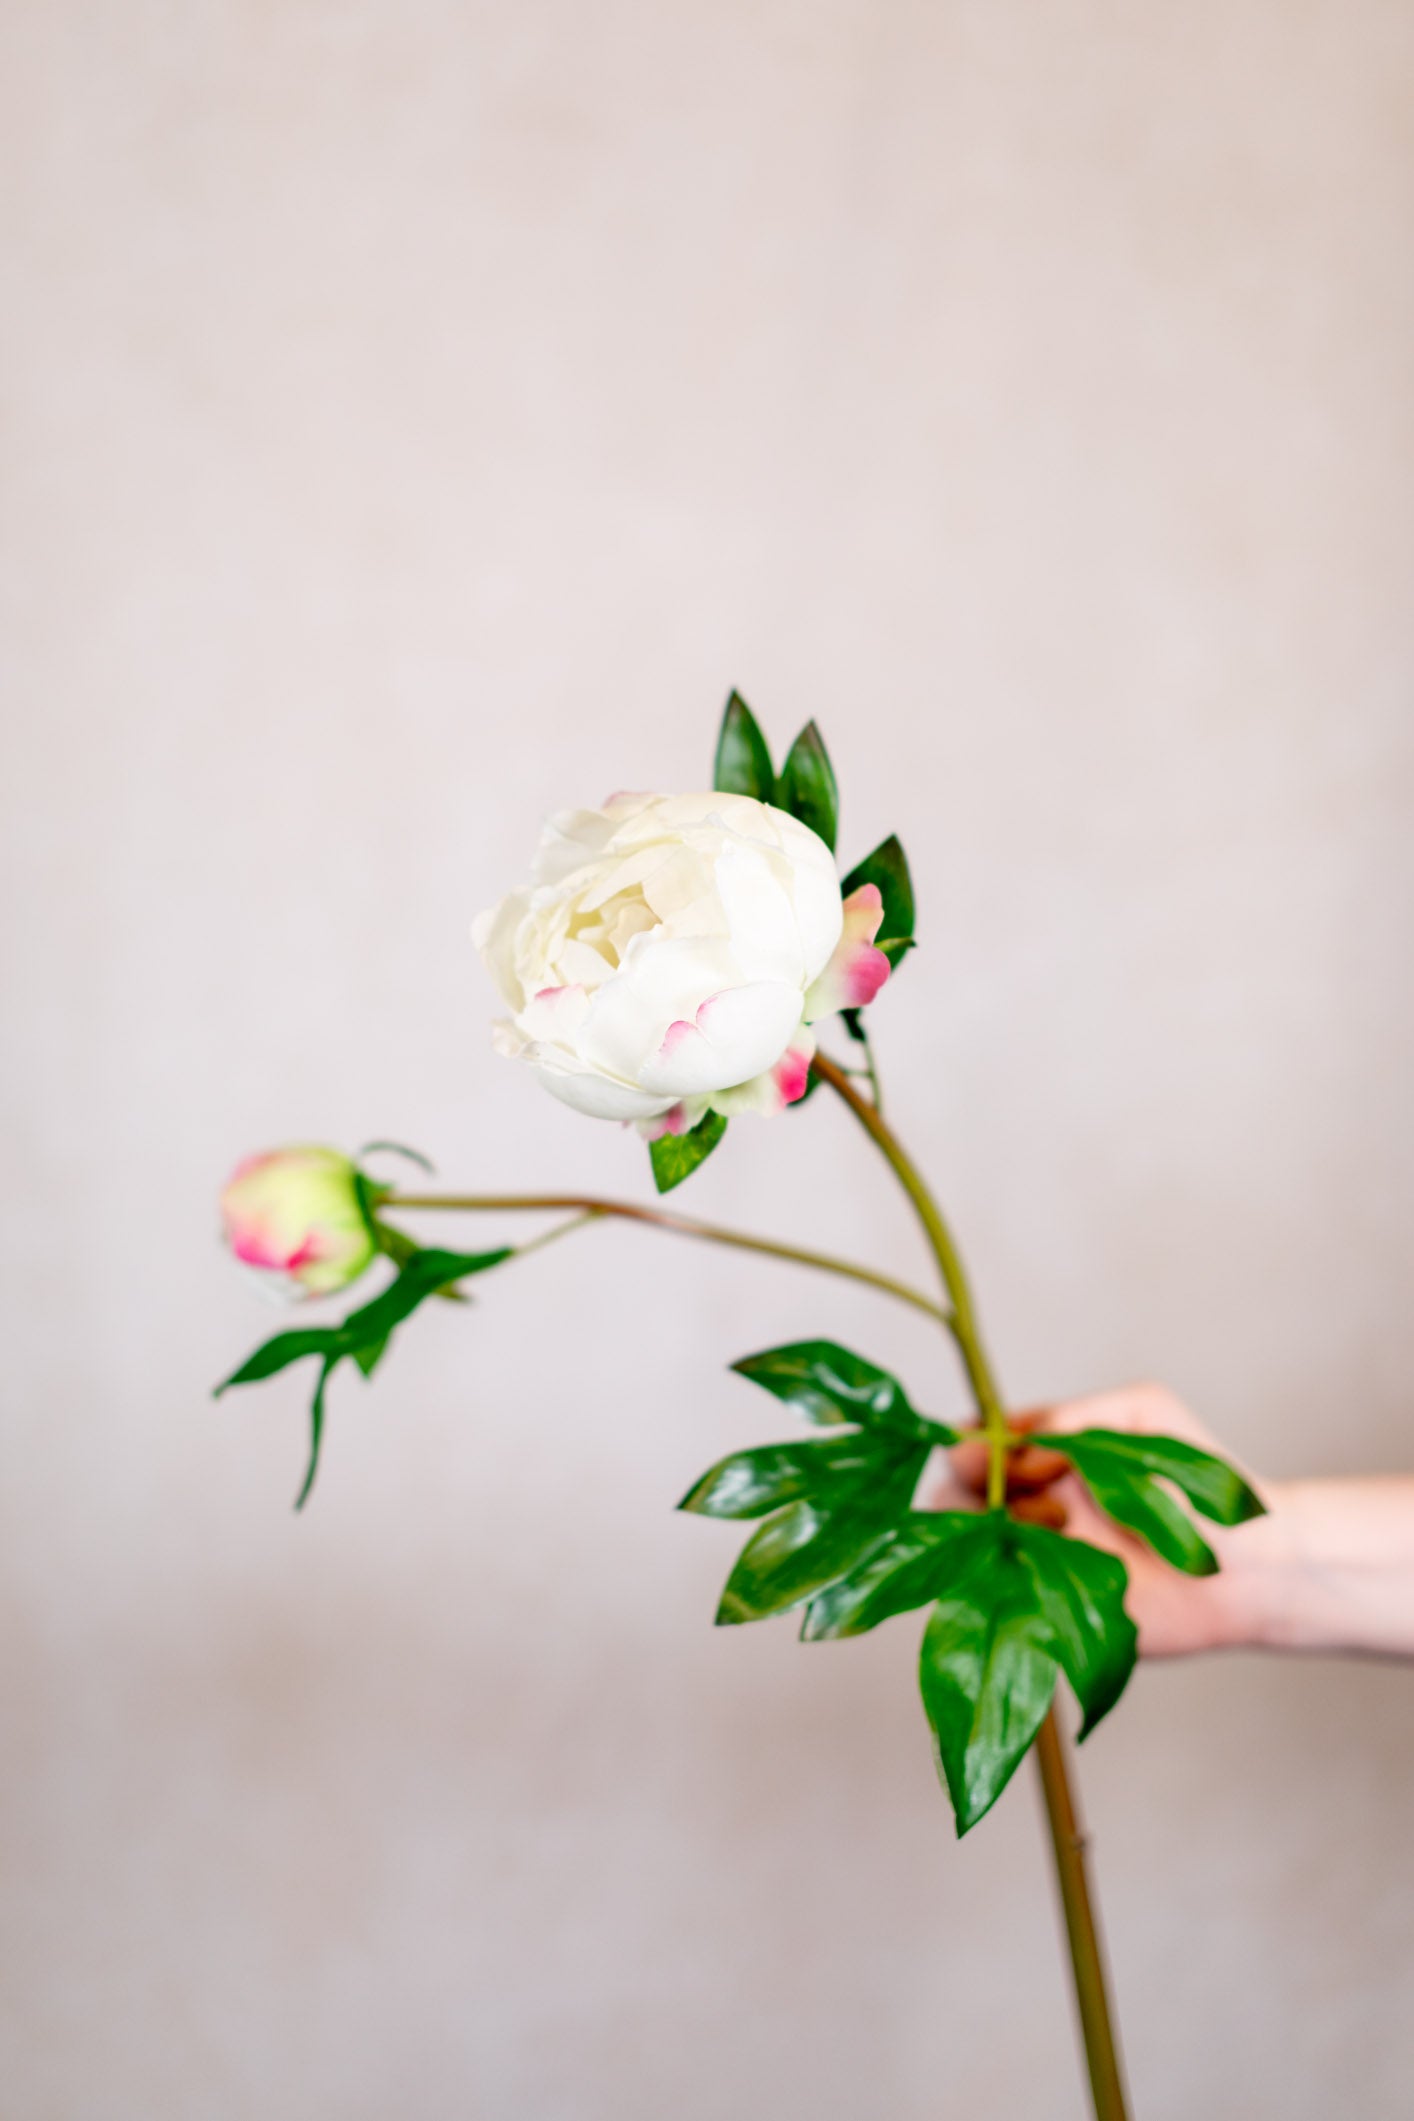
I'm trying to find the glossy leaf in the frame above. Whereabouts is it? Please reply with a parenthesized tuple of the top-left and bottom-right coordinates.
(776, 721, 839, 851)
(1008, 1521, 1136, 1739)
(713, 691, 775, 801)
(715, 1444, 928, 1625)
(841, 834, 916, 970)
(730, 1339, 953, 1443)
(1056, 1429, 1265, 1526)
(1045, 1428, 1262, 1577)
(649, 1109, 727, 1194)
(801, 1511, 972, 1640)
(678, 1430, 896, 1519)
(919, 1529, 1061, 1834)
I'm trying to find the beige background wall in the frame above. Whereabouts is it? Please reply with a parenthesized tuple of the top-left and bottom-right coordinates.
(3, 4, 1413, 2114)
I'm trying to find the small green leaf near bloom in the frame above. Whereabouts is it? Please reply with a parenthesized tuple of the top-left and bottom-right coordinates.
(713, 691, 775, 801)
(841, 835, 916, 971)
(729, 1339, 953, 1444)
(649, 1109, 727, 1193)
(1044, 1429, 1265, 1577)
(215, 1244, 513, 1508)
(776, 721, 839, 851)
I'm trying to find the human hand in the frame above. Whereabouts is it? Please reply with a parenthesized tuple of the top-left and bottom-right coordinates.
(931, 1382, 1278, 1658)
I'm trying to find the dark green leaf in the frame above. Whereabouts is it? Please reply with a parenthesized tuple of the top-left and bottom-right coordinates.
(713, 691, 775, 800)
(1056, 1429, 1265, 1527)
(1043, 1428, 1264, 1576)
(337, 1246, 511, 1345)
(215, 1327, 341, 1392)
(841, 835, 916, 971)
(919, 1529, 1061, 1835)
(215, 1244, 513, 1508)
(729, 1339, 953, 1443)
(715, 1445, 927, 1625)
(351, 1336, 390, 1379)
(649, 1109, 727, 1194)
(801, 1511, 976, 1640)
(1008, 1521, 1136, 1739)
(293, 1358, 336, 1512)
(678, 1430, 898, 1519)
(776, 721, 839, 851)
(1064, 1448, 1219, 1574)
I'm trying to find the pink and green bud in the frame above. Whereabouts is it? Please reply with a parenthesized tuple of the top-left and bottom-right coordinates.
(220, 1146, 376, 1301)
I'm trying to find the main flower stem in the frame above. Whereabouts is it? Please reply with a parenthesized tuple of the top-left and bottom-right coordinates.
(381, 1191, 950, 1328)
(809, 1052, 1130, 2121)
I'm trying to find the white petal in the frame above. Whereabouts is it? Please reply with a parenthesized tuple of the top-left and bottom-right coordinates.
(803, 884, 891, 1021)
(576, 933, 743, 1082)
(638, 981, 805, 1097)
(708, 1028, 816, 1118)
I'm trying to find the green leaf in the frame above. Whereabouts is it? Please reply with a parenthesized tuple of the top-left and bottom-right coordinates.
(649, 1109, 727, 1194)
(801, 1511, 974, 1640)
(337, 1245, 510, 1345)
(294, 1358, 336, 1511)
(678, 1430, 895, 1519)
(713, 691, 775, 800)
(919, 1528, 1061, 1834)
(1044, 1428, 1262, 1576)
(216, 1327, 342, 1391)
(1055, 1429, 1265, 1527)
(729, 1340, 953, 1443)
(841, 835, 916, 971)
(776, 721, 839, 851)
(896, 1515, 1137, 1832)
(214, 1244, 513, 1507)
(1007, 1521, 1136, 1739)
(715, 1443, 928, 1625)
(351, 1336, 390, 1379)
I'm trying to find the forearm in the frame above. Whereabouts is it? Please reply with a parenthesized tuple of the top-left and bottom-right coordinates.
(1222, 1478, 1414, 1658)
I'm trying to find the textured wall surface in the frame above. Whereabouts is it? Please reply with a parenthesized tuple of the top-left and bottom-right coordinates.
(3, 5, 1413, 2115)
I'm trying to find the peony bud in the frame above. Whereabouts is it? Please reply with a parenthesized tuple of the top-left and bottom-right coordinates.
(473, 791, 891, 1132)
(220, 1146, 376, 1301)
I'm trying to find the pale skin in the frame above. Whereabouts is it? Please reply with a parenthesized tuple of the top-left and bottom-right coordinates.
(937, 1382, 1414, 1661)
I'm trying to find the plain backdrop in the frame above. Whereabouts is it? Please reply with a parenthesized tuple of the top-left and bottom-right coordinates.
(3, 4, 1413, 2116)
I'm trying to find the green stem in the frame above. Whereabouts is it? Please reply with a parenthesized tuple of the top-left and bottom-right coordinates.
(810, 1050, 1130, 2121)
(381, 1191, 950, 1329)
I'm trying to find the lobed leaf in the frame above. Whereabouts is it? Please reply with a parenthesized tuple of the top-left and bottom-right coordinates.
(1056, 1429, 1265, 1527)
(714, 1445, 928, 1625)
(1044, 1428, 1263, 1576)
(801, 1511, 973, 1640)
(649, 1109, 727, 1194)
(713, 691, 775, 801)
(678, 1430, 896, 1520)
(1007, 1521, 1136, 1739)
(776, 721, 839, 851)
(919, 1536, 1061, 1835)
(729, 1339, 953, 1443)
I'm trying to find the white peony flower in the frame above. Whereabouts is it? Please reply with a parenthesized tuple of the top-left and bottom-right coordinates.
(473, 790, 889, 1132)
